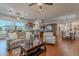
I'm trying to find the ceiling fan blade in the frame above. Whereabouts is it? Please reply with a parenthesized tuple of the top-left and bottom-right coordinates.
(29, 3, 36, 6)
(44, 3, 53, 5)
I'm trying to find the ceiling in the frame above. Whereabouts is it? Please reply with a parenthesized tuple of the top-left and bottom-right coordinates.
(0, 3, 79, 24)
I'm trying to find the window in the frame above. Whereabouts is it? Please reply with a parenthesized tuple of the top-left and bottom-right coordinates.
(0, 20, 14, 34)
(15, 22, 25, 30)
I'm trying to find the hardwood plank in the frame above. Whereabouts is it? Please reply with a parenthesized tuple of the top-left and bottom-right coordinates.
(39, 35, 79, 56)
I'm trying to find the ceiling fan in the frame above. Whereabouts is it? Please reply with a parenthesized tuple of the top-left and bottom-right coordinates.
(29, 3, 53, 6)
(29, 3, 53, 12)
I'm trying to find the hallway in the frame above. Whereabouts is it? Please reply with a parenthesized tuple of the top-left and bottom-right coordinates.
(39, 36, 79, 56)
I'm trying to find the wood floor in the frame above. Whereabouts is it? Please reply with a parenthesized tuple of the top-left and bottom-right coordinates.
(39, 36, 79, 56)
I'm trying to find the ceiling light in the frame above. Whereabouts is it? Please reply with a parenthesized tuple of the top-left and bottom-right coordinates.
(39, 9, 42, 12)
(16, 17, 20, 21)
(37, 3, 43, 12)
